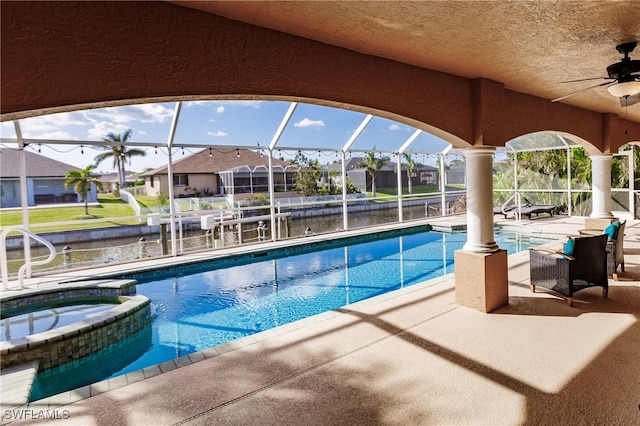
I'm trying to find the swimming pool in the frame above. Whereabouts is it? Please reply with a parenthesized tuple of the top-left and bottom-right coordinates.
(31, 228, 542, 401)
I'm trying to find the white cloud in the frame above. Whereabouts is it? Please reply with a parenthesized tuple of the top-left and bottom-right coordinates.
(137, 104, 175, 122)
(208, 130, 228, 137)
(17, 112, 89, 138)
(294, 118, 325, 128)
(389, 124, 400, 131)
(0, 122, 15, 138)
(187, 100, 261, 109)
(87, 121, 130, 139)
(17, 120, 58, 136)
(221, 100, 262, 108)
(43, 111, 89, 126)
(3, 106, 173, 142)
(84, 104, 174, 124)
(25, 130, 78, 140)
(185, 101, 207, 107)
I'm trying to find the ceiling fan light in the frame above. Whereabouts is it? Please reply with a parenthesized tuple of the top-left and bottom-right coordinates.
(607, 81, 640, 97)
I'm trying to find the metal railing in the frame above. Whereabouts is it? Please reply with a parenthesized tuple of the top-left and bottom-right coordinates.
(1, 226, 56, 290)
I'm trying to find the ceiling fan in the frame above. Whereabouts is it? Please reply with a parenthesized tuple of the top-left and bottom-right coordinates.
(552, 41, 640, 106)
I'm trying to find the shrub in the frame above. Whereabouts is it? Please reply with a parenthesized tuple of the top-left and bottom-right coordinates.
(156, 191, 169, 205)
(245, 193, 269, 205)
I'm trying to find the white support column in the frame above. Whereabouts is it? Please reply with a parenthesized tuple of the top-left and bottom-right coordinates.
(462, 147, 498, 253)
(454, 146, 508, 313)
(15, 121, 32, 277)
(339, 115, 372, 231)
(590, 154, 614, 219)
(166, 102, 182, 257)
(341, 151, 349, 231)
(267, 102, 297, 240)
(628, 148, 635, 218)
(439, 154, 447, 215)
(268, 153, 277, 241)
(513, 150, 519, 202)
(396, 153, 403, 222)
(567, 147, 572, 217)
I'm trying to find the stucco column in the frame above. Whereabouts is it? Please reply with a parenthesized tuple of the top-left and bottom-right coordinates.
(462, 147, 498, 253)
(454, 146, 508, 313)
(590, 154, 614, 219)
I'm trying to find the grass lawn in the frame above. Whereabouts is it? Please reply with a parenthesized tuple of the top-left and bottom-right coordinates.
(135, 195, 164, 210)
(0, 194, 138, 231)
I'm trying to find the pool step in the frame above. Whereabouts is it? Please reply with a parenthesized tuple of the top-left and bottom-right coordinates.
(429, 223, 467, 232)
(0, 360, 39, 412)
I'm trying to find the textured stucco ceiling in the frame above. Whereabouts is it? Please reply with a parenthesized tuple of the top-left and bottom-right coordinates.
(172, 0, 640, 119)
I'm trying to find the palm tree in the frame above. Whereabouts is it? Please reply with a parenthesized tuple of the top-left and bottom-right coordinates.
(94, 129, 146, 188)
(402, 152, 417, 194)
(357, 150, 388, 197)
(64, 165, 103, 215)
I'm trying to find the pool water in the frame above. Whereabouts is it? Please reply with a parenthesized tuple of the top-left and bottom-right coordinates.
(0, 304, 117, 342)
(31, 229, 539, 401)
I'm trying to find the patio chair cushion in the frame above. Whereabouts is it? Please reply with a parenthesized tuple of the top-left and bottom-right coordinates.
(603, 221, 620, 240)
(563, 238, 575, 256)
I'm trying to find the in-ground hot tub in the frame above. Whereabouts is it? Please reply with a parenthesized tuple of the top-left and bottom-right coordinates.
(0, 280, 152, 372)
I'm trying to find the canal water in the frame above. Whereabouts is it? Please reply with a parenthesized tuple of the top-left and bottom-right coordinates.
(4, 205, 433, 274)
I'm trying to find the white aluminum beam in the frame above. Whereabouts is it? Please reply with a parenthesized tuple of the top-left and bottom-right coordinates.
(398, 129, 422, 154)
(342, 114, 373, 153)
(166, 102, 182, 257)
(341, 151, 349, 231)
(269, 102, 298, 151)
(397, 153, 403, 222)
(14, 120, 32, 277)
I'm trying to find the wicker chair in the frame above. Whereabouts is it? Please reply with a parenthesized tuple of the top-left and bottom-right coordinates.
(529, 234, 609, 306)
(578, 220, 626, 280)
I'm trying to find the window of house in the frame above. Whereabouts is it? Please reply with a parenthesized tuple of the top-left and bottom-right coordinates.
(173, 174, 189, 186)
(150, 176, 154, 188)
(420, 172, 435, 185)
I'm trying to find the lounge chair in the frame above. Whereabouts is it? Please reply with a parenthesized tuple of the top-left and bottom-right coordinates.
(494, 204, 555, 220)
(493, 205, 517, 219)
(578, 220, 626, 280)
(529, 233, 608, 306)
(518, 204, 555, 219)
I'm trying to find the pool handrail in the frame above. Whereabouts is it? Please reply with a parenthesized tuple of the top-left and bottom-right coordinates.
(501, 191, 522, 221)
(1, 226, 57, 290)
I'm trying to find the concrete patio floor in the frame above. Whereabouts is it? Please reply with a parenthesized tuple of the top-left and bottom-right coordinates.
(2, 216, 639, 425)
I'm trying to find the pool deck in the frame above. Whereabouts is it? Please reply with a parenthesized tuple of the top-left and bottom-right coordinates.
(1, 215, 639, 425)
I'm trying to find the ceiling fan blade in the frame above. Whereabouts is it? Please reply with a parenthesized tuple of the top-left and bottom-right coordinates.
(551, 81, 613, 102)
(620, 93, 640, 106)
(559, 77, 610, 83)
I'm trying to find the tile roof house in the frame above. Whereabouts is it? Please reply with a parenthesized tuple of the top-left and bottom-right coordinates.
(0, 148, 98, 207)
(98, 171, 140, 193)
(142, 148, 299, 199)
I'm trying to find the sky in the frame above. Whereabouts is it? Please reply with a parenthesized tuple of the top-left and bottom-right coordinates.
(0, 100, 456, 173)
